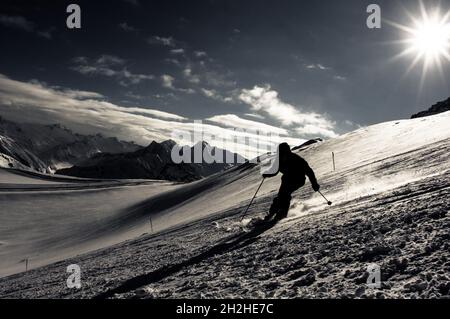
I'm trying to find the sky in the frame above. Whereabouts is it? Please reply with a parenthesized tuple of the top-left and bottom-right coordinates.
(0, 0, 449, 157)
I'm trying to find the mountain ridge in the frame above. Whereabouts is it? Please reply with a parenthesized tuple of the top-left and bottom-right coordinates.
(411, 97, 450, 119)
(56, 139, 246, 182)
(0, 117, 246, 182)
(0, 116, 141, 172)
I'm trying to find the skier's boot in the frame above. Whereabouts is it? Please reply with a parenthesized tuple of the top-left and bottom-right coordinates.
(265, 197, 280, 221)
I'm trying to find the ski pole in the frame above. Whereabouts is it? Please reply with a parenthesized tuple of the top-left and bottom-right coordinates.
(318, 190, 332, 206)
(240, 178, 265, 221)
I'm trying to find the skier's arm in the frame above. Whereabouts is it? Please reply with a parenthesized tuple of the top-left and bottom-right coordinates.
(262, 155, 280, 178)
(262, 171, 278, 178)
(304, 161, 320, 191)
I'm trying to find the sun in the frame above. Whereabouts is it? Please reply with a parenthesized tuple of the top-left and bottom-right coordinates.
(388, 2, 450, 82)
(411, 17, 450, 59)
(407, 10, 450, 66)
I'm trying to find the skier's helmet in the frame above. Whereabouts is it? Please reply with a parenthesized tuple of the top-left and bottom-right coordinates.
(278, 142, 291, 155)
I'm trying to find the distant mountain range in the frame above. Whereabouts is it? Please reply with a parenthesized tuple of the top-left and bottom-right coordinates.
(0, 117, 140, 173)
(0, 117, 245, 182)
(57, 140, 246, 182)
(411, 97, 450, 119)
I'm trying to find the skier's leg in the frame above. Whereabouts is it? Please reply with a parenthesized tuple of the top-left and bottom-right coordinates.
(275, 193, 291, 220)
(265, 196, 280, 220)
(273, 181, 291, 220)
(274, 180, 303, 220)
(265, 180, 288, 220)
(269, 197, 280, 215)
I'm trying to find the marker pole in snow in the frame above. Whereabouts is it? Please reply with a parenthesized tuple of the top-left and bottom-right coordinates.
(240, 178, 265, 222)
(21, 258, 28, 272)
(318, 191, 332, 206)
(332, 152, 335, 171)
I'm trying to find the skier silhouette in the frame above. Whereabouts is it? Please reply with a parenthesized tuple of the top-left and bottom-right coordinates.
(262, 142, 320, 221)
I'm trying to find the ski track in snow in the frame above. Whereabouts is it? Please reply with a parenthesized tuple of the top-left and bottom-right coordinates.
(0, 112, 449, 298)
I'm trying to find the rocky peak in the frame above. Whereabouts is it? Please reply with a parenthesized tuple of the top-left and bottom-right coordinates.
(411, 97, 450, 119)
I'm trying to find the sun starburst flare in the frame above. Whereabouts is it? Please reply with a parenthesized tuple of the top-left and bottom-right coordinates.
(388, 2, 450, 87)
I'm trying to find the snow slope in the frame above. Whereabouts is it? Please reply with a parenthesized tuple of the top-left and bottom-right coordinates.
(0, 170, 180, 277)
(0, 111, 449, 298)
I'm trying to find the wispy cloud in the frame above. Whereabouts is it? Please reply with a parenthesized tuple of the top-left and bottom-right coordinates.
(333, 75, 347, 81)
(0, 14, 34, 31)
(181, 64, 236, 90)
(157, 45, 237, 103)
(200, 88, 232, 102)
(194, 51, 207, 58)
(118, 22, 139, 32)
(165, 58, 182, 66)
(121, 108, 187, 121)
(0, 74, 187, 144)
(96, 55, 126, 66)
(0, 14, 53, 39)
(170, 48, 185, 55)
(37, 30, 53, 39)
(183, 67, 201, 84)
(161, 74, 175, 89)
(305, 63, 330, 70)
(161, 74, 195, 94)
(206, 114, 288, 136)
(239, 85, 337, 138)
(71, 55, 154, 86)
(201, 88, 218, 98)
(304, 62, 347, 81)
(148, 36, 176, 47)
(244, 113, 265, 120)
(0, 74, 296, 157)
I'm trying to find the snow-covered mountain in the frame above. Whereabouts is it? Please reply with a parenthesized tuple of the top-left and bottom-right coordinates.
(0, 117, 245, 182)
(411, 96, 450, 119)
(56, 140, 246, 182)
(0, 111, 449, 298)
(0, 117, 141, 172)
(0, 135, 47, 171)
